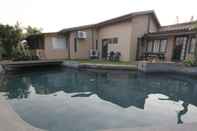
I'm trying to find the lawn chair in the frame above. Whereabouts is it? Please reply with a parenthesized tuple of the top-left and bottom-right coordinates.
(114, 52, 121, 61)
(90, 49, 99, 59)
(109, 51, 115, 61)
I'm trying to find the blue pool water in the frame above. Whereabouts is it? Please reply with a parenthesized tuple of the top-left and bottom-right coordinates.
(0, 68, 197, 131)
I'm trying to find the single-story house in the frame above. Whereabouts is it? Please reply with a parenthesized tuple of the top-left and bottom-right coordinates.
(26, 10, 197, 62)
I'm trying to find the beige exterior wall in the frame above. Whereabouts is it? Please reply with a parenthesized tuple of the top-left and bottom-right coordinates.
(43, 36, 68, 59)
(69, 29, 93, 59)
(97, 20, 132, 61)
(66, 14, 158, 62)
(149, 16, 159, 33)
(130, 15, 159, 62)
(130, 15, 149, 62)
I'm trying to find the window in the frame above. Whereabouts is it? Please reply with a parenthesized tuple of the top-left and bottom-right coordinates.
(37, 38, 44, 49)
(153, 40, 160, 53)
(108, 39, 112, 44)
(147, 40, 153, 52)
(160, 40, 167, 52)
(102, 37, 118, 45)
(96, 40, 98, 50)
(74, 38, 77, 52)
(146, 39, 167, 53)
(52, 37, 66, 49)
(112, 38, 118, 44)
(29, 37, 44, 49)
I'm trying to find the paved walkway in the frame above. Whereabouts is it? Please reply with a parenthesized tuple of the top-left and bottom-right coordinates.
(0, 95, 45, 131)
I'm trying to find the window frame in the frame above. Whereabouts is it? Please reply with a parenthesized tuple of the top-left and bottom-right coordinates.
(96, 40, 98, 50)
(52, 37, 66, 50)
(160, 39, 167, 53)
(146, 39, 167, 53)
(112, 38, 118, 44)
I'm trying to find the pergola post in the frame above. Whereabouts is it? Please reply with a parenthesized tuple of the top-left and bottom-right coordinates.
(194, 32, 197, 63)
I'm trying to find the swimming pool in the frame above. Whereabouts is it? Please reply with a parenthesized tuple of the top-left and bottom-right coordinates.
(0, 68, 197, 131)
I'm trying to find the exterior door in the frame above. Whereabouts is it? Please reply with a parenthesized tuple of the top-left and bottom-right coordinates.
(173, 37, 188, 61)
(102, 40, 108, 59)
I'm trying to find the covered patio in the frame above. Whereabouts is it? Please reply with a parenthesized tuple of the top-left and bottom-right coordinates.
(137, 29, 197, 62)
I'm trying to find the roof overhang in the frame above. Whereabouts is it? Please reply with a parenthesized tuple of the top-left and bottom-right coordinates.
(143, 29, 197, 39)
(59, 24, 96, 33)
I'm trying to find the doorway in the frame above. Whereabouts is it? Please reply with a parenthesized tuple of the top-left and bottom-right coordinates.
(102, 40, 108, 59)
(172, 37, 188, 61)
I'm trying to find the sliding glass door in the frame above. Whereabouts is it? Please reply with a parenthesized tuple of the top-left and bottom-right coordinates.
(173, 36, 188, 61)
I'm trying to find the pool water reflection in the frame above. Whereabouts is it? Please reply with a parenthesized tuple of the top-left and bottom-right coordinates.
(0, 69, 197, 131)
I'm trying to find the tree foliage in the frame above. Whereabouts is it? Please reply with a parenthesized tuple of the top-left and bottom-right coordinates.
(192, 21, 197, 30)
(25, 26, 42, 37)
(12, 40, 38, 61)
(0, 23, 22, 58)
(0, 23, 42, 60)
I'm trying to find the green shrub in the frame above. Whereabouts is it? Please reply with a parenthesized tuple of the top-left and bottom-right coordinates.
(183, 54, 196, 66)
(11, 41, 38, 61)
(184, 59, 194, 66)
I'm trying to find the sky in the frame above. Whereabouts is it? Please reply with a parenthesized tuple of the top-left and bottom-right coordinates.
(0, 0, 196, 32)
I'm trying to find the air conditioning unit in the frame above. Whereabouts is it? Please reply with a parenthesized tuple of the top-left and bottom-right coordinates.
(77, 31, 87, 39)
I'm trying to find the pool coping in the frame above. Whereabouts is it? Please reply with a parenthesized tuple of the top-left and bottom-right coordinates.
(62, 61, 137, 71)
(137, 61, 197, 76)
(0, 95, 46, 131)
(2, 60, 197, 76)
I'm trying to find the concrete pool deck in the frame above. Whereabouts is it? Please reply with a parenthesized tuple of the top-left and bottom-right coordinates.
(0, 96, 197, 131)
(137, 61, 197, 75)
(0, 59, 64, 71)
(0, 95, 45, 131)
(100, 123, 197, 131)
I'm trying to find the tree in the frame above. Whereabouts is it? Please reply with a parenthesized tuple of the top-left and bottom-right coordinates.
(0, 22, 42, 60)
(24, 26, 42, 37)
(192, 21, 197, 30)
(0, 23, 23, 58)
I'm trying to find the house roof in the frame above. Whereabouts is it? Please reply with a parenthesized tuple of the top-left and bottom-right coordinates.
(160, 20, 197, 31)
(96, 10, 160, 28)
(25, 32, 62, 40)
(144, 29, 197, 38)
(60, 10, 160, 33)
(59, 24, 96, 32)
